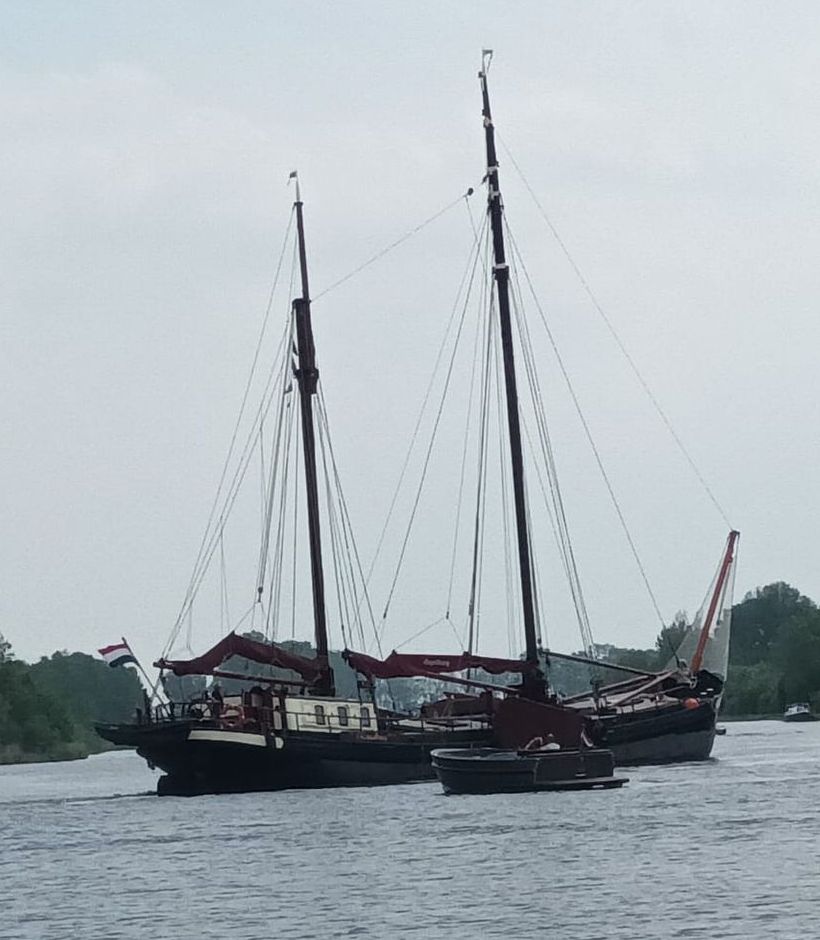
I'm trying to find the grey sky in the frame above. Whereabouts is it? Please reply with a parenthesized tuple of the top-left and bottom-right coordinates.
(3, 2, 818, 669)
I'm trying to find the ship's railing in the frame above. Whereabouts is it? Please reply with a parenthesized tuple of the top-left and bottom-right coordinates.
(140, 699, 493, 735)
(137, 700, 214, 724)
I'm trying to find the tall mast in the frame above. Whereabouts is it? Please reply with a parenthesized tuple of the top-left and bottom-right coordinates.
(479, 52, 544, 698)
(689, 529, 740, 674)
(291, 173, 334, 695)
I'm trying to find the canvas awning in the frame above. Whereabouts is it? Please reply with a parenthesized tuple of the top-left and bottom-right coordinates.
(343, 649, 536, 680)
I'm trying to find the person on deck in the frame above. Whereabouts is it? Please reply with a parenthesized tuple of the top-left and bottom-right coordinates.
(211, 684, 224, 719)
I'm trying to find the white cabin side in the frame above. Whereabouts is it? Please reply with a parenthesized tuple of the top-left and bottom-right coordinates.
(284, 697, 376, 734)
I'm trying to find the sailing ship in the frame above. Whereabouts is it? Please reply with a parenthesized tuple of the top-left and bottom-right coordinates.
(97, 54, 737, 794)
(561, 529, 739, 764)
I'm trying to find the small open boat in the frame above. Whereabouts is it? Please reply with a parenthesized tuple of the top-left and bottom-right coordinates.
(431, 747, 628, 795)
(782, 703, 818, 722)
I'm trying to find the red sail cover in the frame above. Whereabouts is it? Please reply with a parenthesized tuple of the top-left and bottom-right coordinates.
(156, 632, 324, 682)
(344, 649, 536, 680)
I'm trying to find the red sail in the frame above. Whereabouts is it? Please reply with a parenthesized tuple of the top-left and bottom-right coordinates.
(343, 649, 537, 680)
(156, 632, 324, 683)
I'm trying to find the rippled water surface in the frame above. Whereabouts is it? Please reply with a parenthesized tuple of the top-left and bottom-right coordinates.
(2, 722, 818, 939)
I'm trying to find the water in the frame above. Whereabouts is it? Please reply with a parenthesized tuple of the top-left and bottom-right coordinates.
(2, 722, 817, 939)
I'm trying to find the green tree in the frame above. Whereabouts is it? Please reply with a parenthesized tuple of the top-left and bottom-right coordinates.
(773, 610, 820, 705)
(29, 651, 143, 725)
(730, 582, 815, 666)
(655, 611, 690, 666)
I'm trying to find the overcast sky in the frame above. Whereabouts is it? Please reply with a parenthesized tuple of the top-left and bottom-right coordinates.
(3, 2, 820, 668)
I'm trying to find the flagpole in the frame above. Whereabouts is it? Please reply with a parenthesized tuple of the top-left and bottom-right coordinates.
(122, 637, 164, 703)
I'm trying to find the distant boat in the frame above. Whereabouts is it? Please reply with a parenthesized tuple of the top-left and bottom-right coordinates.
(782, 703, 818, 722)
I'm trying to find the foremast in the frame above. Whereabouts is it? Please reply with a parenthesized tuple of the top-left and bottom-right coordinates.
(292, 174, 335, 695)
(479, 52, 545, 699)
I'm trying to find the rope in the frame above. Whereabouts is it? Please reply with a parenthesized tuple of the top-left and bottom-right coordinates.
(446, 209, 491, 618)
(378, 217, 485, 626)
(507, 223, 666, 629)
(499, 135, 732, 529)
(164, 207, 295, 656)
(317, 387, 380, 655)
(466, 279, 495, 656)
(313, 187, 477, 302)
(364, 201, 486, 588)
(506, 231, 596, 654)
(492, 310, 519, 659)
(395, 616, 447, 650)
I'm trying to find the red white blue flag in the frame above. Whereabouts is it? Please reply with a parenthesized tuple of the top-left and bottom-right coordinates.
(98, 640, 137, 668)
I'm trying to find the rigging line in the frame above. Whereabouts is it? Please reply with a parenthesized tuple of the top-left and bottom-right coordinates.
(219, 530, 230, 632)
(507, 225, 666, 629)
(394, 616, 448, 650)
(498, 135, 732, 529)
(447, 615, 466, 649)
(184, 604, 194, 654)
(508, 247, 594, 654)
(317, 412, 350, 651)
(520, 411, 576, 620)
(232, 601, 257, 632)
(175, 353, 291, 646)
(259, 415, 266, 533)
(256, 356, 293, 597)
(378, 219, 486, 626)
(269, 395, 296, 639)
(173, 228, 299, 651)
(290, 410, 299, 641)
(363, 208, 489, 587)
(466, 280, 496, 656)
(313, 187, 477, 303)
(317, 395, 363, 653)
(316, 387, 380, 654)
(492, 308, 519, 660)
(509, 236, 596, 655)
(445, 242, 487, 618)
(318, 395, 368, 651)
(164, 306, 295, 655)
(168, 208, 296, 646)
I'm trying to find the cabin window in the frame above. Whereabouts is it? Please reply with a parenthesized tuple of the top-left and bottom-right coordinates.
(338, 706, 349, 727)
(360, 707, 371, 728)
(314, 704, 326, 726)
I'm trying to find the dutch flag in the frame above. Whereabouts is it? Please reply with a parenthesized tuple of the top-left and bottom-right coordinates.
(98, 640, 137, 668)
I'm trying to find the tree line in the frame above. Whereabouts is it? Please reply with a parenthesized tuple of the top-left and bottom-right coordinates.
(2, 580, 819, 763)
(571, 581, 820, 716)
(0, 637, 142, 764)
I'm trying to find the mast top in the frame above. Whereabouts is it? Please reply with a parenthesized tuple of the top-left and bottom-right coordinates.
(480, 49, 493, 74)
(289, 169, 301, 204)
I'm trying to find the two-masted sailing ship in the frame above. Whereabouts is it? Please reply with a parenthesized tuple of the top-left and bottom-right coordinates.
(97, 54, 738, 795)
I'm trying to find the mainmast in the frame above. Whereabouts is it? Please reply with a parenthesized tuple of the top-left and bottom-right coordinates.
(292, 173, 334, 695)
(479, 52, 545, 699)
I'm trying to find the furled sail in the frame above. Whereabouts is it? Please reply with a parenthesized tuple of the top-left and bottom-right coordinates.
(343, 649, 538, 680)
(156, 631, 325, 683)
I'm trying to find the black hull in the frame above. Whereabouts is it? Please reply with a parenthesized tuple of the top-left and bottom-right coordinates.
(95, 721, 490, 796)
(96, 696, 718, 795)
(587, 699, 718, 766)
(431, 747, 627, 795)
(782, 713, 818, 722)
